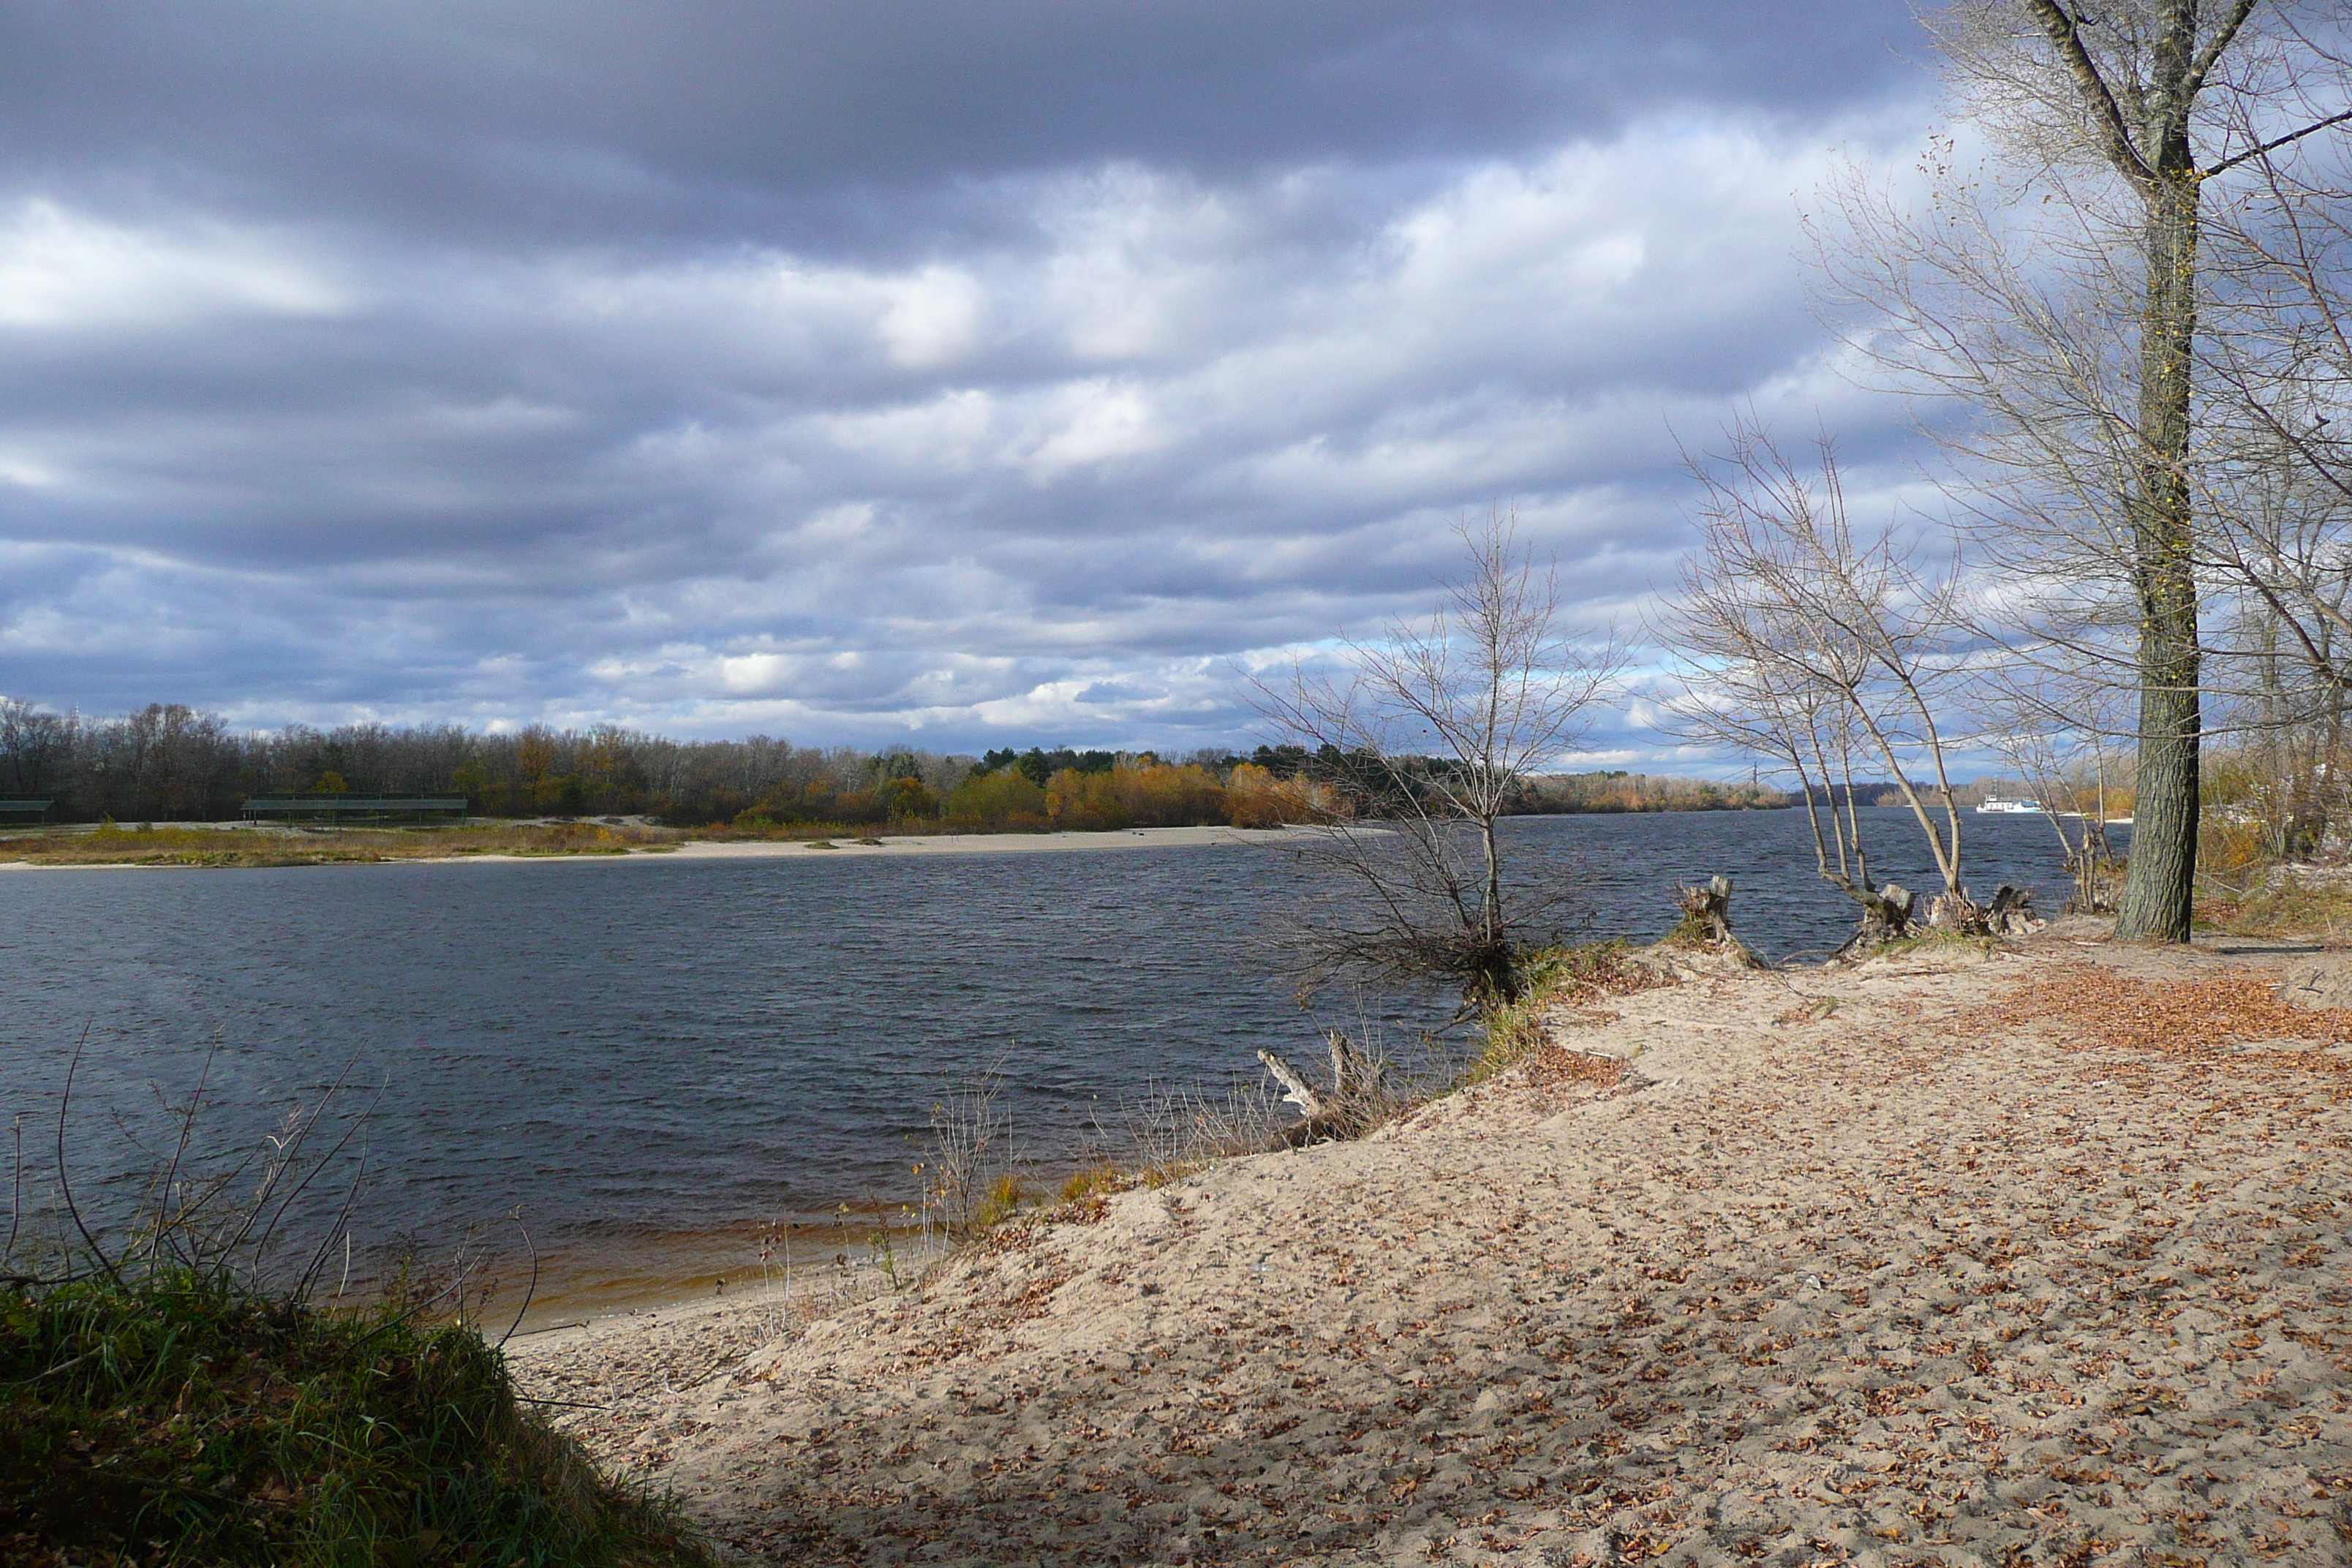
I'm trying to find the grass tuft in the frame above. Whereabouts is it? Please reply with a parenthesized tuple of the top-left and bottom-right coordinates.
(1471, 943, 1673, 1082)
(0, 1269, 709, 1567)
(1056, 1167, 1122, 1205)
(1863, 928, 2000, 962)
(970, 1175, 1025, 1233)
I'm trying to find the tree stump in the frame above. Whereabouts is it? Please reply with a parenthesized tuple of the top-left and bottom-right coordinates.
(1673, 874, 1736, 945)
(1923, 883, 2041, 939)
(1924, 889, 1983, 934)
(1834, 882, 1915, 960)
(1660, 875, 1764, 968)
(1986, 883, 2043, 936)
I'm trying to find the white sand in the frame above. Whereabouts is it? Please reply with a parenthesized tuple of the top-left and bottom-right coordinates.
(655, 825, 1312, 860)
(401, 823, 1310, 867)
(522, 928, 2352, 1564)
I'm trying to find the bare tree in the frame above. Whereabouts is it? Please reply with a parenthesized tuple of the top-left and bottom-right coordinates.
(1659, 419, 1979, 949)
(1817, 1, 2352, 941)
(0, 698, 71, 797)
(2193, 72, 2352, 735)
(1976, 670, 2131, 909)
(1255, 513, 1620, 1008)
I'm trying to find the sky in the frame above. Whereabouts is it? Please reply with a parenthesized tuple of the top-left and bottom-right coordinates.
(0, 1, 1947, 764)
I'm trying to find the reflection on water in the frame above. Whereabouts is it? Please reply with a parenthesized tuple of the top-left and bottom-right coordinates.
(0, 807, 2106, 1300)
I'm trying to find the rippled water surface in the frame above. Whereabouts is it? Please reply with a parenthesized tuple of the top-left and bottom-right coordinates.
(0, 807, 2110, 1298)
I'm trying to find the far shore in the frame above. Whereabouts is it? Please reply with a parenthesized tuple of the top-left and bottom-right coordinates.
(0, 821, 1323, 871)
(483, 823, 1313, 864)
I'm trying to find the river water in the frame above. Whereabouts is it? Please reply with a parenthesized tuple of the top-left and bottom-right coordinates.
(0, 806, 2111, 1307)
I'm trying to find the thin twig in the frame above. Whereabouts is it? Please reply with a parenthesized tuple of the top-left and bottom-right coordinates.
(56, 1024, 124, 1288)
(497, 1207, 540, 1349)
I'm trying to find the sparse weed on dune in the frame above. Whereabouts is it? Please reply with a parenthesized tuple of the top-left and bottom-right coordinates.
(2197, 872, 2352, 941)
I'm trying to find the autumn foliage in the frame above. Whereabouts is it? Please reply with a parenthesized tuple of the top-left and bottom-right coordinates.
(1046, 763, 1231, 830)
(946, 769, 1049, 827)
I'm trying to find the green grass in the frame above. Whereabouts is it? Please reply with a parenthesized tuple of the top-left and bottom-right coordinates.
(1469, 942, 1670, 1082)
(0, 1270, 709, 1567)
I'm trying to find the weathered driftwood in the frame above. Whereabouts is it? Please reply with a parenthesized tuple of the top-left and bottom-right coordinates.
(1256, 1047, 1330, 1122)
(1259, 1028, 1388, 1146)
(1330, 1028, 1384, 1103)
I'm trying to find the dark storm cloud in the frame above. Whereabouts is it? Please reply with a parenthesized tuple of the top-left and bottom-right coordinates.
(0, 2, 1919, 243)
(0, 1, 1937, 753)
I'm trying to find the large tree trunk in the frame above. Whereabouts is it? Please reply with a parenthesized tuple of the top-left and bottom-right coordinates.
(2114, 105, 2203, 942)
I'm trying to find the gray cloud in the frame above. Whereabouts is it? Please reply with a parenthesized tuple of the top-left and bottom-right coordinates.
(0, 1, 1938, 758)
(0, 4, 1922, 237)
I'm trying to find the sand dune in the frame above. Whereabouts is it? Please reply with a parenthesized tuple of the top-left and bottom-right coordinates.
(516, 926, 2352, 1565)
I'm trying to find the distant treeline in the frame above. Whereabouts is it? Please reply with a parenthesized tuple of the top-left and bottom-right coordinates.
(1797, 782, 1982, 810)
(0, 700, 1325, 829)
(0, 699, 1775, 829)
(1518, 772, 1789, 814)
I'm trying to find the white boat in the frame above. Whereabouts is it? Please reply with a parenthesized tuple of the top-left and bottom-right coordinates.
(1975, 798, 2046, 815)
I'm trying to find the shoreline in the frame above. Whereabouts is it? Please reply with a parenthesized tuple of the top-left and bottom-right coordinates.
(514, 926, 2352, 1564)
(0, 821, 1323, 871)
(0, 805, 1956, 875)
(499, 823, 1311, 864)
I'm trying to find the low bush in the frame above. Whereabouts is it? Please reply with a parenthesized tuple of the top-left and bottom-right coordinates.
(1043, 762, 1231, 831)
(2198, 813, 2270, 897)
(943, 769, 1049, 828)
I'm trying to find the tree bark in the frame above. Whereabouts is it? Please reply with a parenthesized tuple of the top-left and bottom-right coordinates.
(2114, 44, 2204, 941)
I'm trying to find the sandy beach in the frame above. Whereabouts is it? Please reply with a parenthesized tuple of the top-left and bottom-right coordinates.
(520, 924, 2352, 1564)
(656, 826, 1309, 861)
(412, 823, 1310, 865)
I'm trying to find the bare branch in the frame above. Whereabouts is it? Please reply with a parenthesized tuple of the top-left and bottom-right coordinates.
(2205, 106, 2352, 176)
(2017, 0, 2158, 186)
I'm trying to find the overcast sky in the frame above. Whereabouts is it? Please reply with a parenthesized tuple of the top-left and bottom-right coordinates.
(0, 1, 1943, 761)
